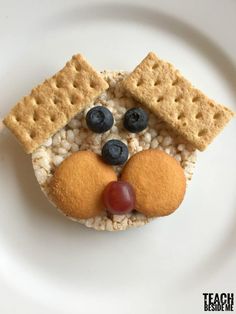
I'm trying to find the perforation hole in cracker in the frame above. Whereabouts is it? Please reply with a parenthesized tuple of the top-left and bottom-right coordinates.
(198, 129, 208, 137)
(213, 112, 221, 120)
(156, 96, 164, 102)
(55, 80, 64, 89)
(14, 115, 21, 122)
(152, 63, 159, 70)
(52, 97, 59, 105)
(177, 112, 185, 120)
(30, 130, 36, 139)
(89, 81, 97, 89)
(73, 81, 79, 89)
(136, 79, 143, 87)
(34, 97, 42, 105)
(195, 112, 203, 119)
(32, 112, 39, 122)
(154, 79, 161, 86)
(70, 95, 77, 105)
(50, 115, 57, 123)
(174, 96, 182, 102)
(192, 96, 200, 103)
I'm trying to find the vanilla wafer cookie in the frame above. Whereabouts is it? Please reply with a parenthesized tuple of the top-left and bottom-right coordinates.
(3, 54, 109, 153)
(123, 52, 234, 151)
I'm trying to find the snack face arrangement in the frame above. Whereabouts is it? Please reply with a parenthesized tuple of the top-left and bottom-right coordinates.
(3, 52, 234, 231)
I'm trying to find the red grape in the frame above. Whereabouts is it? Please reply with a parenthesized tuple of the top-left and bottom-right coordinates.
(103, 181, 136, 214)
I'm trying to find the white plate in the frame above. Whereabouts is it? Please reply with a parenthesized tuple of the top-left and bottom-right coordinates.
(0, 0, 236, 313)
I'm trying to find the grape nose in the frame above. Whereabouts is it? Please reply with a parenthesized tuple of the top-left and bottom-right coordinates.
(102, 181, 136, 215)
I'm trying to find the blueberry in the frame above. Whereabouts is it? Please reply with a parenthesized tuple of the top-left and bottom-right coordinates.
(102, 140, 128, 165)
(86, 106, 114, 133)
(123, 107, 148, 133)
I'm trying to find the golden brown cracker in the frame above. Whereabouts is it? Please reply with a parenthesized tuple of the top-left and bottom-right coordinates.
(121, 149, 186, 217)
(123, 52, 234, 151)
(3, 54, 109, 153)
(49, 151, 117, 219)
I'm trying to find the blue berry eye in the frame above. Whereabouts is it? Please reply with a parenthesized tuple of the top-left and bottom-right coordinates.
(86, 106, 114, 133)
(102, 140, 128, 165)
(124, 107, 148, 133)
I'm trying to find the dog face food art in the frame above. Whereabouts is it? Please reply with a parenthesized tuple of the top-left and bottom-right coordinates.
(3, 53, 234, 231)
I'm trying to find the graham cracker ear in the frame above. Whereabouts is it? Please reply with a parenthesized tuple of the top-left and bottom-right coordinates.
(123, 52, 234, 151)
(3, 54, 109, 154)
